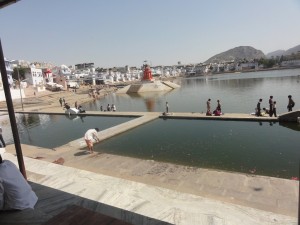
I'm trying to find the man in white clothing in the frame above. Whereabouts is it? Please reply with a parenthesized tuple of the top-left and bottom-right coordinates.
(84, 128, 100, 153)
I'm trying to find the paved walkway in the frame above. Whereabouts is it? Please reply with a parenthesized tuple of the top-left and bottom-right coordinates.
(2, 152, 298, 225)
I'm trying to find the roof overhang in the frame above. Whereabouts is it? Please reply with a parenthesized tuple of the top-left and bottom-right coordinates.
(0, 0, 19, 9)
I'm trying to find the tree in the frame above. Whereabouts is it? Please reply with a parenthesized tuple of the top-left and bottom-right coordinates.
(12, 67, 26, 81)
(258, 58, 275, 68)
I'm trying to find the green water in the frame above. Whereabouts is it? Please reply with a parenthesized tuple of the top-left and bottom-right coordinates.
(94, 119, 300, 179)
(2, 114, 133, 149)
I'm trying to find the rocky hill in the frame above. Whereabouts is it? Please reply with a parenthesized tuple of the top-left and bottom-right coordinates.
(266, 44, 300, 58)
(205, 46, 265, 63)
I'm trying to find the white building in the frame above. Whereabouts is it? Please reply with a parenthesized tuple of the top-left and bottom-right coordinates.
(281, 59, 300, 67)
(10, 59, 31, 68)
(24, 66, 44, 87)
(0, 58, 25, 102)
(0, 58, 14, 89)
(51, 64, 72, 77)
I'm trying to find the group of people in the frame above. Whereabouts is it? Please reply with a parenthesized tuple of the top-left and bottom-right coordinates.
(59, 98, 86, 113)
(60, 97, 71, 110)
(88, 87, 108, 99)
(256, 95, 295, 117)
(63, 102, 70, 110)
(58, 97, 65, 107)
(74, 101, 86, 113)
(206, 99, 222, 116)
(206, 95, 297, 117)
(100, 104, 117, 112)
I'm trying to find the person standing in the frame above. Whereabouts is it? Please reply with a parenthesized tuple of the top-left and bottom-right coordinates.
(273, 101, 277, 117)
(166, 102, 169, 113)
(216, 100, 221, 112)
(287, 95, 295, 112)
(256, 98, 262, 116)
(59, 98, 63, 107)
(75, 101, 78, 109)
(84, 128, 100, 154)
(107, 104, 111, 111)
(62, 97, 65, 105)
(206, 98, 211, 116)
(112, 104, 116, 112)
(268, 96, 274, 117)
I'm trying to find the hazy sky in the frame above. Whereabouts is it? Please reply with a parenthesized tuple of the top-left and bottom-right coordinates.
(1, 0, 300, 68)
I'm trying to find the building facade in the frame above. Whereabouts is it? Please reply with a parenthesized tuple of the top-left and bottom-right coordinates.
(24, 67, 44, 87)
(0, 58, 25, 102)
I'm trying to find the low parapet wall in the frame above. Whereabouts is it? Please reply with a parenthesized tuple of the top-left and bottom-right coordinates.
(278, 110, 300, 122)
(0, 89, 25, 102)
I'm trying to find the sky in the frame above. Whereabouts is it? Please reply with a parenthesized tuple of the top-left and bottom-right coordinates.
(0, 0, 300, 68)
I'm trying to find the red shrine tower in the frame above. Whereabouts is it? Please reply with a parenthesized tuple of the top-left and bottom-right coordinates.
(142, 64, 153, 81)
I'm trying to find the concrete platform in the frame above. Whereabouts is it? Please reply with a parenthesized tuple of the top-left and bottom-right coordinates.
(1, 107, 299, 224)
(1, 152, 298, 225)
(116, 81, 178, 94)
(68, 114, 159, 148)
(14, 109, 282, 122)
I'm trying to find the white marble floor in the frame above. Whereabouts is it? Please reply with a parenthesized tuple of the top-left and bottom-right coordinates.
(3, 153, 297, 225)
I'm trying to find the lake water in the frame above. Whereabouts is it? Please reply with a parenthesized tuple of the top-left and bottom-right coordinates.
(82, 68, 300, 114)
(1, 114, 132, 148)
(1, 69, 299, 178)
(93, 119, 299, 179)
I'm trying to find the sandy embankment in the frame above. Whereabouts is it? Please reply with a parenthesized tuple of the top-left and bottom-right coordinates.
(10, 84, 117, 112)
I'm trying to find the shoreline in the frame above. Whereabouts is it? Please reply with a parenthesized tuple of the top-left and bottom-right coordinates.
(185, 65, 300, 77)
(0, 84, 117, 112)
(0, 67, 299, 113)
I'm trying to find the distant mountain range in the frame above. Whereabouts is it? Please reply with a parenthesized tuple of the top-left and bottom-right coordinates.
(205, 46, 265, 63)
(266, 45, 300, 58)
(204, 44, 300, 63)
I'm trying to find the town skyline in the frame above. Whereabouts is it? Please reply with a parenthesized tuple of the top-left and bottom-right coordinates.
(1, 0, 300, 68)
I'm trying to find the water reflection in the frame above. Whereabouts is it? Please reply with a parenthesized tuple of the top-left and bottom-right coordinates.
(129, 91, 171, 112)
(2, 114, 132, 148)
(279, 122, 300, 131)
(81, 69, 300, 114)
(19, 114, 42, 128)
